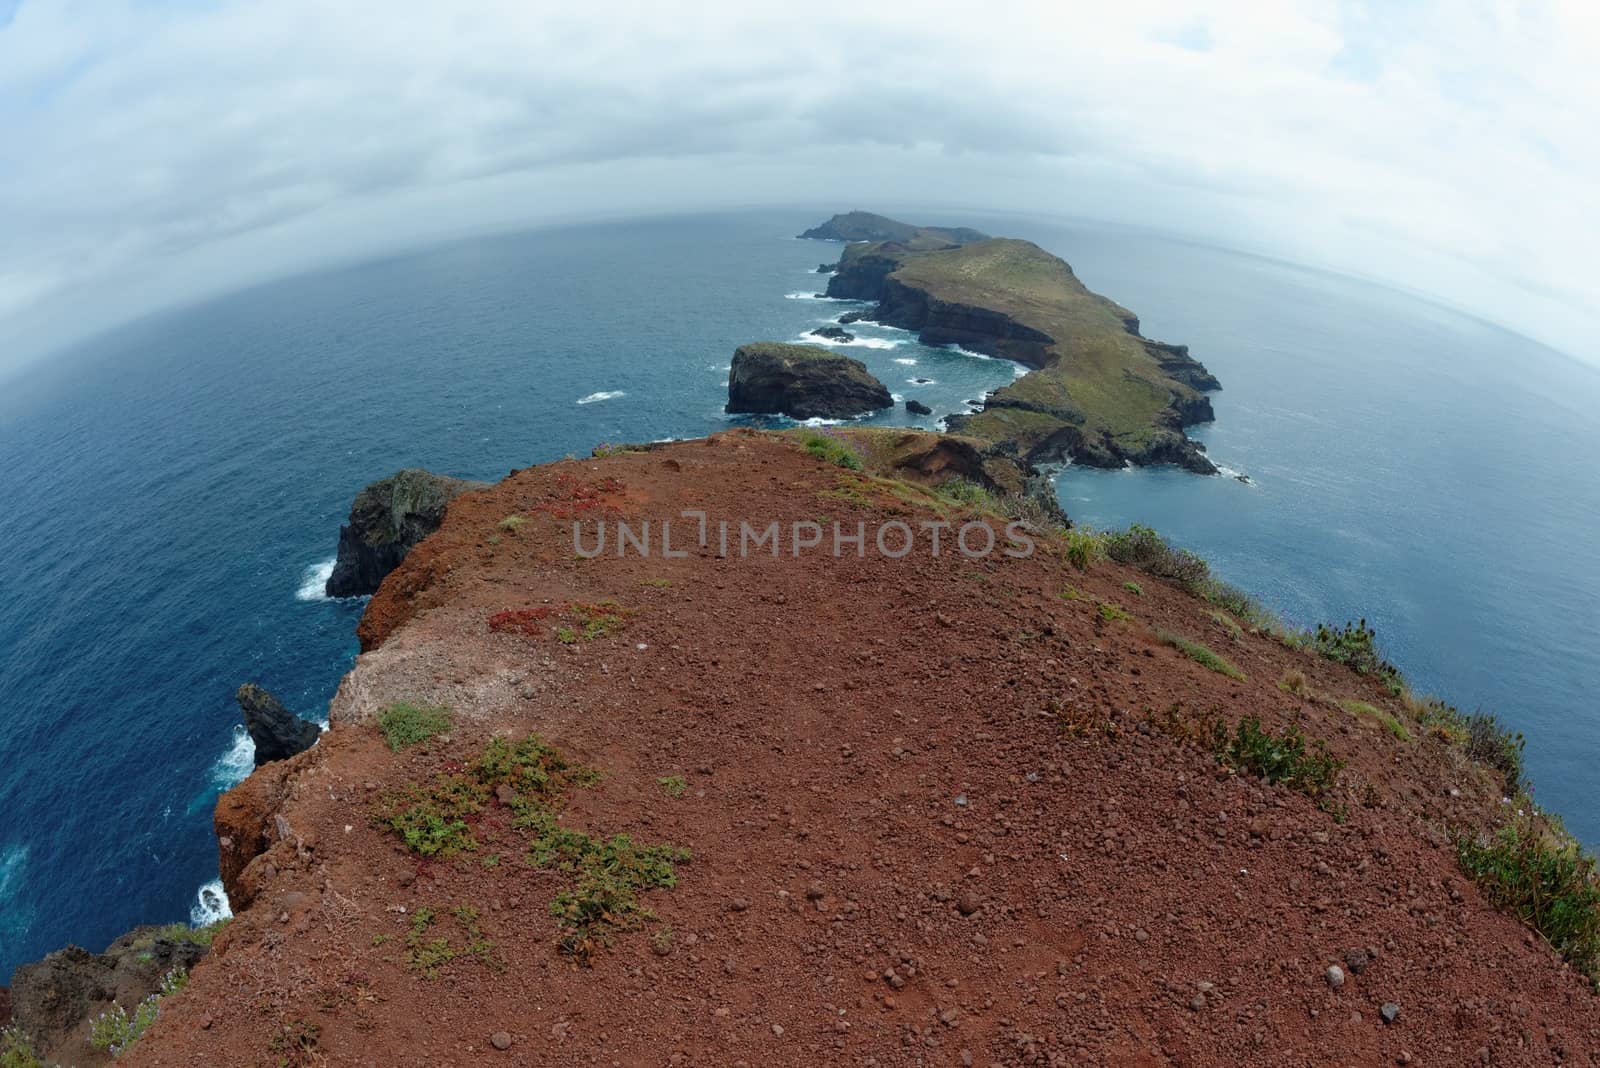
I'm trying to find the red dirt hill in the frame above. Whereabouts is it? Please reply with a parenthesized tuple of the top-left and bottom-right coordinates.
(119, 430, 1597, 1067)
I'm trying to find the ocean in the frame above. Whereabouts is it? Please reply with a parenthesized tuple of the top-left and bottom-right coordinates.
(1, 209, 1597, 979)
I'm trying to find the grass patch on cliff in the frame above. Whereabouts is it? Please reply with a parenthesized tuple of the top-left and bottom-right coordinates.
(800, 432, 864, 471)
(405, 905, 497, 979)
(379, 702, 453, 751)
(375, 732, 683, 962)
(658, 775, 687, 798)
(1459, 819, 1600, 984)
(1, 1030, 42, 1068)
(1339, 699, 1412, 741)
(1096, 600, 1133, 622)
(1214, 716, 1343, 802)
(497, 514, 527, 532)
(1159, 630, 1245, 681)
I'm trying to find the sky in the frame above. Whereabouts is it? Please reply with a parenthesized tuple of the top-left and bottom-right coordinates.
(1, 0, 1597, 373)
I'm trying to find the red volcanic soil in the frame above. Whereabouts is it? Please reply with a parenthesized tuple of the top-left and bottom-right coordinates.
(123, 431, 1597, 1067)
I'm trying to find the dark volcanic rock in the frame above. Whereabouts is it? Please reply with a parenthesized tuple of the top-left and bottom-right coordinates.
(726, 342, 892, 420)
(809, 326, 856, 343)
(325, 469, 486, 598)
(838, 310, 872, 325)
(9, 927, 209, 1064)
(236, 683, 320, 766)
(905, 399, 933, 415)
(816, 263, 835, 273)
(1145, 339, 1222, 391)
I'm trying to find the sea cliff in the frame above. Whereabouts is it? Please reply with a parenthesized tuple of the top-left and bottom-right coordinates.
(2, 430, 1582, 1067)
(811, 216, 1221, 472)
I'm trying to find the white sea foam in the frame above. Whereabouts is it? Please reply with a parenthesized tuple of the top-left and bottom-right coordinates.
(784, 292, 858, 302)
(294, 558, 336, 602)
(1215, 463, 1254, 484)
(891, 393, 904, 403)
(793, 333, 903, 351)
(577, 390, 625, 405)
(209, 725, 256, 791)
(893, 357, 918, 365)
(798, 416, 846, 427)
(0, 843, 28, 905)
(190, 877, 232, 926)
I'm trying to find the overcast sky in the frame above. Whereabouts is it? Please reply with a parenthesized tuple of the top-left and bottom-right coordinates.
(2, 0, 1597, 373)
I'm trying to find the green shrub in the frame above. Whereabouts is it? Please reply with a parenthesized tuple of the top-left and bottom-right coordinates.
(1122, 580, 1143, 597)
(1206, 581, 1282, 633)
(1104, 524, 1212, 595)
(1302, 620, 1405, 695)
(658, 775, 687, 798)
(1215, 716, 1343, 800)
(1459, 820, 1600, 983)
(1063, 528, 1104, 570)
(378, 702, 453, 751)
(936, 477, 991, 508)
(497, 514, 526, 532)
(1464, 712, 1526, 793)
(1159, 631, 1245, 681)
(801, 433, 863, 471)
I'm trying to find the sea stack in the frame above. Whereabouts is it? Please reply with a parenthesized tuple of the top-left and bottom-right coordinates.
(725, 342, 892, 420)
(324, 468, 487, 598)
(236, 683, 320, 766)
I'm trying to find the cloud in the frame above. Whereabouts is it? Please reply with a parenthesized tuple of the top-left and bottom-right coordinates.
(0, 0, 1596, 370)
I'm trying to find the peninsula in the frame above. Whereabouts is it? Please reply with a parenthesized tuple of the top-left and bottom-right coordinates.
(804, 211, 1222, 472)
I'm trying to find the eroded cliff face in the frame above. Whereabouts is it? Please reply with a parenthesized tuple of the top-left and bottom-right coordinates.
(324, 469, 488, 598)
(822, 224, 1220, 473)
(99, 432, 1597, 1067)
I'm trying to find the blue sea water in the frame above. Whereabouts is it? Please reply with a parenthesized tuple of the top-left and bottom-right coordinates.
(1, 209, 1597, 980)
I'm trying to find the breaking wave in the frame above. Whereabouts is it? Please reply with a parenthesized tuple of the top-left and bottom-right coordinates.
(190, 878, 232, 926)
(577, 390, 626, 405)
(209, 724, 256, 791)
(294, 558, 335, 602)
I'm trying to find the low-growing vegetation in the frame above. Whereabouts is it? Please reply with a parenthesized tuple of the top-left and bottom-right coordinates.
(936, 477, 991, 508)
(378, 702, 452, 751)
(658, 775, 687, 798)
(0, 1030, 42, 1068)
(1300, 620, 1405, 696)
(1339, 699, 1412, 741)
(1214, 715, 1343, 802)
(374, 732, 684, 962)
(1404, 693, 1527, 792)
(1096, 600, 1133, 622)
(496, 514, 526, 532)
(800, 431, 864, 471)
(1159, 630, 1246, 681)
(488, 601, 630, 643)
(1122, 580, 1143, 596)
(405, 905, 496, 979)
(88, 968, 189, 1057)
(266, 1020, 322, 1066)
(1458, 819, 1600, 985)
